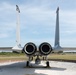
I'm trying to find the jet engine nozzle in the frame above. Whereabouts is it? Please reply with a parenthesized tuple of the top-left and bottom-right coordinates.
(39, 42, 52, 55)
(23, 42, 37, 55)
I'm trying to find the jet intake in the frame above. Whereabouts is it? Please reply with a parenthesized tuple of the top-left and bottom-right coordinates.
(39, 42, 52, 55)
(23, 42, 37, 55)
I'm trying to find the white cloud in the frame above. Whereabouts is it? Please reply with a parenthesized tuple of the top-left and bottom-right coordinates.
(0, 1, 76, 47)
(61, 38, 76, 47)
(0, 33, 9, 38)
(21, 38, 54, 46)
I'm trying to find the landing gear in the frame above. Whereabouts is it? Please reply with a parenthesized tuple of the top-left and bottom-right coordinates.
(35, 56, 41, 64)
(43, 57, 47, 60)
(26, 61, 30, 67)
(29, 57, 33, 61)
(46, 61, 50, 67)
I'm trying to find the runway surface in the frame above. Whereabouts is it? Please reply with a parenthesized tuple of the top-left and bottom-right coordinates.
(0, 61, 76, 75)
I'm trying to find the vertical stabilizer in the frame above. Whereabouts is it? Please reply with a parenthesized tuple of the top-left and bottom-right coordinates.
(54, 7, 61, 49)
(16, 5, 21, 46)
(12, 5, 22, 50)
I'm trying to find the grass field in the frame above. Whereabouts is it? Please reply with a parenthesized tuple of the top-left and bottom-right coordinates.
(48, 54, 76, 61)
(0, 52, 26, 62)
(0, 52, 76, 62)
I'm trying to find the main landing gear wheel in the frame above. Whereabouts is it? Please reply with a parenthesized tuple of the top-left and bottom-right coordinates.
(26, 61, 30, 67)
(46, 61, 50, 67)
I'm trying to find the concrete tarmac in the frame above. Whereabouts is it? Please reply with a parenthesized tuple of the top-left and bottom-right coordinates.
(0, 61, 76, 75)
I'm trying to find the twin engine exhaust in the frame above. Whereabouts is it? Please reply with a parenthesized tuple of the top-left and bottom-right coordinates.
(23, 42, 52, 55)
(23, 42, 37, 55)
(39, 42, 52, 55)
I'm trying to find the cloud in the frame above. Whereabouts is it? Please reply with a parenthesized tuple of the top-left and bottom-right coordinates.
(0, 1, 76, 47)
(61, 38, 76, 47)
(21, 38, 54, 46)
(0, 33, 9, 38)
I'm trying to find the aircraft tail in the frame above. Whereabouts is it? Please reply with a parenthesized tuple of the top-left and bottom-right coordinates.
(54, 7, 61, 49)
(12, 5, 22, 50)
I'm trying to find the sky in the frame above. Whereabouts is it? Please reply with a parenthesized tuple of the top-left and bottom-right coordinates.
(0, 0, 76, 47)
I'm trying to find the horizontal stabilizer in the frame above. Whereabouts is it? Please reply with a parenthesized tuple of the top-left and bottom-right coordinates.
(53, 45, 63, 51)
(12, 44, 23, 51)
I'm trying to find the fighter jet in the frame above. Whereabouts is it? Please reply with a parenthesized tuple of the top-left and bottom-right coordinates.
(12, 5, 62, 67)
